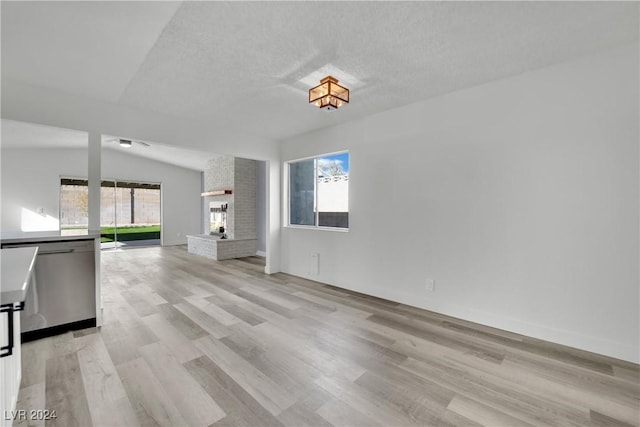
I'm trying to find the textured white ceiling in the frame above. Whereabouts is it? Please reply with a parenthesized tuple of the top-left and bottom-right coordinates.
(1, 119, 216, 171)
(1, 119, 87, 148)
(101, 135, 217, 171)
(2, 1, 638, 148)
(1, 1, 180, 103)
(117, 1, 639, 141)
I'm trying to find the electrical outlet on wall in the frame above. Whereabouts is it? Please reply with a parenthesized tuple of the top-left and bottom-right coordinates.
(426, 278, 435, 292)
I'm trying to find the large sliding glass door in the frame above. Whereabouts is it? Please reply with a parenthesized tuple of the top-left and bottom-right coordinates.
(60, 178, 161, 250)
(100, 182, 118, 250)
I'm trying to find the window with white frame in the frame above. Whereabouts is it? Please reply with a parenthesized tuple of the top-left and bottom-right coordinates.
(288, 151, 349, 229)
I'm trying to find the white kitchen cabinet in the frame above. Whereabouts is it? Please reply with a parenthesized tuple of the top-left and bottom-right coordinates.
(1, 309, 21, 427)
(1, 247, 38, 427)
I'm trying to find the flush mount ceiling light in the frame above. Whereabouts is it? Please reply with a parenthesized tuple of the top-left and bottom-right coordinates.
(309, 76, 349, 111)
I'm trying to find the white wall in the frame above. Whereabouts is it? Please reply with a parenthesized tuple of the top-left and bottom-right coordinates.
(280, 43, 639, 363)
(1, 148, 86, 232)
(1, 147, 202, 246)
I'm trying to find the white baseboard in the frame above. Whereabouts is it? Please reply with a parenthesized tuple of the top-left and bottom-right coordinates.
(281, 269, 639, 364)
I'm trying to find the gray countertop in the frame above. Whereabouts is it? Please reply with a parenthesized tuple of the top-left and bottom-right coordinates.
(0, 231, 100, 245)
(0, 246, 38, 306)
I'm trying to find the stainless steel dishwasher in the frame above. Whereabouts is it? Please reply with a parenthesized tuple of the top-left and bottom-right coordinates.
(1, 239, 96, 339)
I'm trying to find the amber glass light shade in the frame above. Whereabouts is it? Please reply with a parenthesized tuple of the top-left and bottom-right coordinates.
(309, 76, 349, 111)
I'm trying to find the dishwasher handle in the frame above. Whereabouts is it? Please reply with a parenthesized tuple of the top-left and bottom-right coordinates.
(38, 249, 75, 255)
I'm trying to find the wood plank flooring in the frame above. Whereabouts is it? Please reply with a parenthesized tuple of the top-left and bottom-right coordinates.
(13, 246, 639, 427)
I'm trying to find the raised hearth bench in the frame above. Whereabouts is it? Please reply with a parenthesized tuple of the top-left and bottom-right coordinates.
(186, 234, 257, 261)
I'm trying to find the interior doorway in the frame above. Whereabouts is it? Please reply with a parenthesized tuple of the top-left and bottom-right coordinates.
(60, 178, 161, 250)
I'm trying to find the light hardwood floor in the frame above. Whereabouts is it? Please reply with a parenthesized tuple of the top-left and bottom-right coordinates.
(13, 246, 639, 427)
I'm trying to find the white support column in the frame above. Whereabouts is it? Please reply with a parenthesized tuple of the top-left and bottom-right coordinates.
(265, 159, 281, 274)
(88, 132, 101, 233)
(88, 132, 102, 326)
